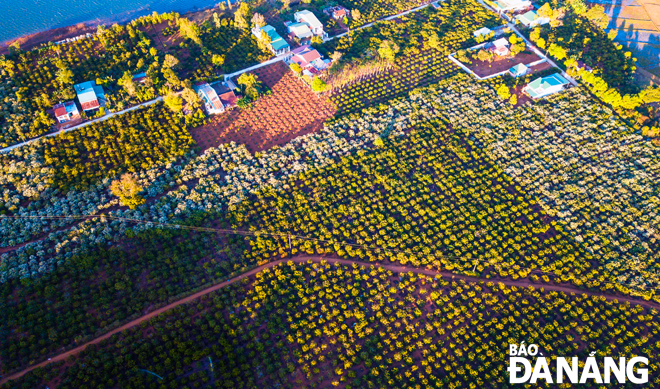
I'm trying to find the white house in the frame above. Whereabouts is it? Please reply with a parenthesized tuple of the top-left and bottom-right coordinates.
(194, 82, 225, 114)
(523, 73, 570, 99)
(493, 0, 532, 12)
(294, 10, 327, 39)
(490, 38, 510, 56)
(473, 27, 492, 37)
(53, 101, 80, 123)
(516, 10, 550, 27)
(287, 22, 313, 40)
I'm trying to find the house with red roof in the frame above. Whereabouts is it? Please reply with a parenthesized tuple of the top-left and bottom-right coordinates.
(324, 6, 350, 20)
(195, 82, 225, 114)
(287, 45, 331, 75)
(52, 101, 81, 123)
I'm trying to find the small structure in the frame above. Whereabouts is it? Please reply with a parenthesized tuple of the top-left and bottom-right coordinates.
(474, 27, 492, 37)
(287, 22, 313, 41)
(74, 81, 105, 111)
(194, 82, 225, 114)
(294, 10, 327, 39)
(516, 10, 550, 28)
(523, 73, 570, 99)
(132, 72, 148, 84)
(323, 6, 349, 20)
(490, 38, 510, 56)
(252, 25, 290, 55)
(211, 82, 239, 110)
(287, 45, 330, 75)
(509, 63, 528, 77)
(493, 0, 532, 12)
(53, 101, 80, 123)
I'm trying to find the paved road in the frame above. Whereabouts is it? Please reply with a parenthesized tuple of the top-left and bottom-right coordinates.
(0, 96, 163, 153)
(1, 255, 657, 386)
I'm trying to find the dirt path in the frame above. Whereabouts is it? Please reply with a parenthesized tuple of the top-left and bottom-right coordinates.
(1, 255, 658, 386)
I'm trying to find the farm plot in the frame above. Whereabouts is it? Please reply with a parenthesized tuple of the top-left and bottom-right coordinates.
(190, 62, 336, 152)
(323, 0, 499, 114)
(329, 49, 459, 114)
(7, 261, 660, 389)
(428, 74, 660, 296)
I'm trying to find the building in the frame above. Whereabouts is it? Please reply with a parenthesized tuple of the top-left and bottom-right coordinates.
(287, 45, 331, 75)
(74, 81, 105, 111)
(516, 10, 550, 27)
(324, 6, 349, 20)
(132, 72, 148, 84)
(509, 63, 528, 77)
(252, 25, 290, 55)
(473, 27, 492, 37)
(523, 73, 570, 99)
(294, 10, 327, 39)
(493, 0, 532, 12)
(211, 82, 239, 110)
(490, 38, 510, 56)
(287, 22, 313, 41)
(194, 82, 225, 114)
(53, 101, 80, 123)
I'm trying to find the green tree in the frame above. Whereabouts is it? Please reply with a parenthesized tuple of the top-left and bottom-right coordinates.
(251, 13, 266, 29)
(163, 91, 183, 112)
(110, 174, 146, 209)
(235, 3, 250, 30)
(497, 84, 511, 100)
(181, 87, 201, 109)
(509, 94, 517, 105)
(378, 40, 400, 62)
(163, 54, 180, 68)
(178, 18, 202, 45)
(212, 54, 225, 67)
(584, 5, 609, 30)
(311, 77, 327, 93)
(290, 63, 303, 75)
(476, 49, 492, 62)
(118, 71, 137, 96)
(238, 72, 261, 100)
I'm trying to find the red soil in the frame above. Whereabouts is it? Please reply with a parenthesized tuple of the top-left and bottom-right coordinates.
(469, 50, 543, 78)
(0, 23, 97, 55)
(190, 61, 337, 153)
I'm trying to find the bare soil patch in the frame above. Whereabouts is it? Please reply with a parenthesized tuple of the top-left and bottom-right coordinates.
(190, 61, 337, 153)
(469, 50, 543, 78)
(0, 23, 97, 55)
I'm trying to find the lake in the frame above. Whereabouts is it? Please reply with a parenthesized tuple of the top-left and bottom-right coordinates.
(1, 0, 222, 43)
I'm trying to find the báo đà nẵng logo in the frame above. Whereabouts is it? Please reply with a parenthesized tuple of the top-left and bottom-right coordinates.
(507, 342, 648, 385)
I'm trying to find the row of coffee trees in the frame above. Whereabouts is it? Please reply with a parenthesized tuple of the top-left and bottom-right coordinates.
(6, 261, 660, 388)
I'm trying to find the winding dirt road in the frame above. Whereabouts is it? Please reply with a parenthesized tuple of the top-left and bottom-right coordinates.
(1, 255, 658, 386)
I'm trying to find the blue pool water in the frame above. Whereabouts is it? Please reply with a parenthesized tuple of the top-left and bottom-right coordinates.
(1, 0, 221, 43)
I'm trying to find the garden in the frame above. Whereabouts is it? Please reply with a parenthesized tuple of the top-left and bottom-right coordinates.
(5, 260, 660, 388)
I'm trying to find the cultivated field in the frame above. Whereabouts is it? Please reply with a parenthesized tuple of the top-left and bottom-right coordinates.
(190, 62, 336, 152)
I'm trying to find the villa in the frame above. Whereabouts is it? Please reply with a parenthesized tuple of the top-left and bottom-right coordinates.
(74, 81, 105, 111)
(523, 73, 570, 99)
(52, 101, 80, 123)
(252, 25, 290, 55)
(516, 10, 550, 27)
(294, 10, 327, 39)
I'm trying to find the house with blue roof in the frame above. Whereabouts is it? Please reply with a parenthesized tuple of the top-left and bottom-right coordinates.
(252, 25, 290, 56)
(74, 81, 105, 111)
(523, 73, 570, 99)
(509, 63, 528, 77)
